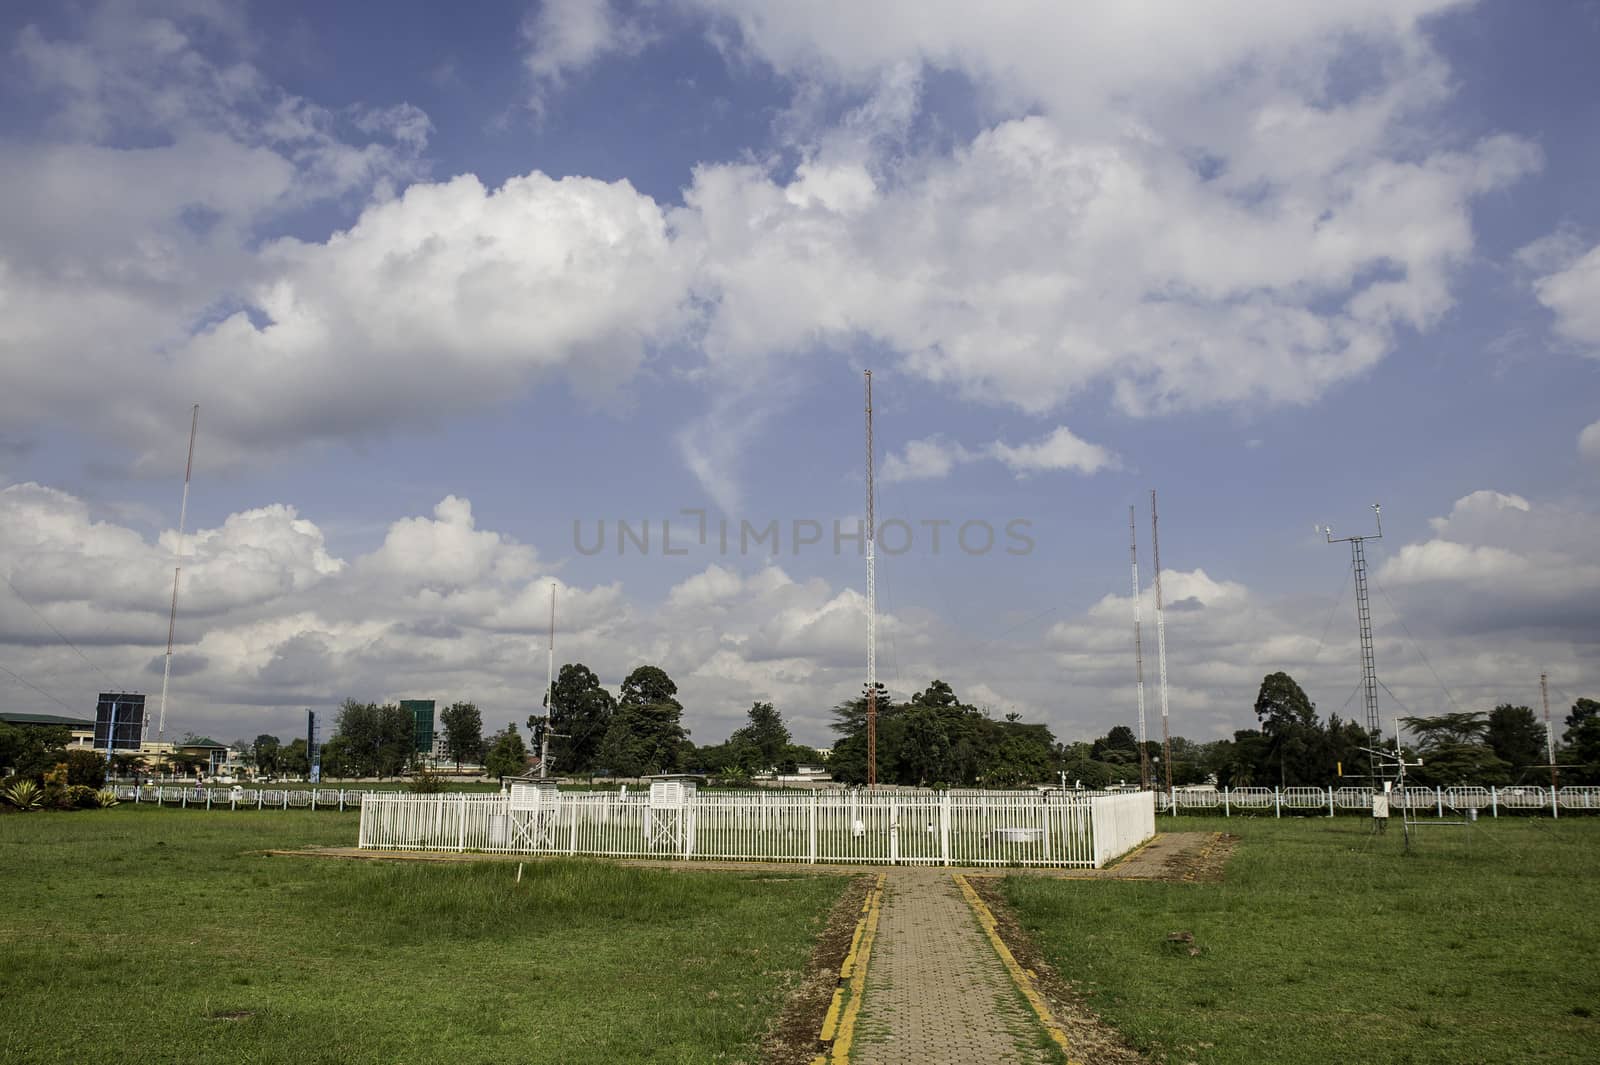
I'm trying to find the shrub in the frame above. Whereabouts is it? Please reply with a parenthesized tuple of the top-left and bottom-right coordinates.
(65, 784, 99, 809)
(65, 749, 107, 789)
(95, 789, 120, 808)
(3, 780, 42, 811)
(408, 767, 448, 794)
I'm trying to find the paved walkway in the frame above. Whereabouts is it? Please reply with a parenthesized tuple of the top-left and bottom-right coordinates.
(851, 871, 1052, 1065)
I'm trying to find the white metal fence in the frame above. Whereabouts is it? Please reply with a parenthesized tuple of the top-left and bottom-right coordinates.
(1150, 784, 1600, 818)
(356, 789, 1157, 869)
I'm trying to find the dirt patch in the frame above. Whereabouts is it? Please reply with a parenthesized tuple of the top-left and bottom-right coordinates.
(968, 878, 1149, 1065)
(1164, 832, 1236, 883)
(761, 873, 873, 1065)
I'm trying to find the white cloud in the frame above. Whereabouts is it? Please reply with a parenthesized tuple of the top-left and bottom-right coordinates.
(989, 426, 1118, 476)
(881, 426, 1116, 483)
(1580, 420, 1600, 465)
(0, 481, 1595, 750)
(1529, 239, 1600, 354)
(522, 0, 648, 112)
(881, 438, 973, 483)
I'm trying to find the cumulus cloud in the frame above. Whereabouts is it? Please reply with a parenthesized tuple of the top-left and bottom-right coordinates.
(172, 171, 689, 464)
(882, 426, 1116, 483)
(1376, 490, 1600, 637)
(4, 481, 1593, 752)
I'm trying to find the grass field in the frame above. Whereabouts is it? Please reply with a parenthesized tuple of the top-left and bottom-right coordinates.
(0, 807, 846, 1064)
(1002, 815, 1600, 1064)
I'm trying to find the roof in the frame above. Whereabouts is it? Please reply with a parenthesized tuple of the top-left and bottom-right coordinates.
(179, 737, 229, 750)
(0, 712, 94, 729)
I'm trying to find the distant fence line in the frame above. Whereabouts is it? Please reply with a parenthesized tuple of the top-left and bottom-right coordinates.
(356, 789, 1156, 869)
(1154, 784, 1600, 818)
(107, 783, 1600, 820)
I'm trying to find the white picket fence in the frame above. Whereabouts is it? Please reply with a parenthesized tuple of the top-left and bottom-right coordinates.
(357, 789, 1156, 869)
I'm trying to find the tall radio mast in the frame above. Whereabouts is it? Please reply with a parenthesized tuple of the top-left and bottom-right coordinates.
(1151, 490, 1173, 803)
(864, 370, 877, 788)
(154, 404, 199, 744)
(1130, 506, 1151, 790)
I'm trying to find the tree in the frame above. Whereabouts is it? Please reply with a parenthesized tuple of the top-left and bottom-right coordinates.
(596, 665, 688, 777)
(440, 701, 484, 771)
(280, 738, 310, 778)
(334, 700, 414, 778)
(1253, 672, 1326, 787)
(0, 723, 70, 782)
(541, 664, 616, 774)
(1563, 698, 1600, 783)
(728, 702, 791, 771)
(1403, 711, 1507, 787)
(484, 724, 529, 779)
(253, 735, 282, 777)
(1403, 712, 1489, 751)
(1486, 705, 1546, 782)
(1092, 725, 1139, 765)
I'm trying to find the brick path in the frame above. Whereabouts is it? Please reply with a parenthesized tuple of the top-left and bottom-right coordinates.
(851, 870, 1051, 1065)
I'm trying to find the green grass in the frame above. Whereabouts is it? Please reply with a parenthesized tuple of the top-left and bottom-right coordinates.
(1001, 816, 1600, 1064)
(0, 807, 846, 1064)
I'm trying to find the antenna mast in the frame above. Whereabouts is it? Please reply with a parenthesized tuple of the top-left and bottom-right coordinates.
(1130, 506, 1150, 789)
(1321, 505, 1383, 794)
(541, 582, 555, 779)
(864, 370, 877, 788)
(1151, 491, 1173, 804)
(155, 404, 199, 744)
(1541, 672, 1558, 791)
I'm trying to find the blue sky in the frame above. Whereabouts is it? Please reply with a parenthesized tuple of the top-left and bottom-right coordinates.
(1, 0, 1596, 750)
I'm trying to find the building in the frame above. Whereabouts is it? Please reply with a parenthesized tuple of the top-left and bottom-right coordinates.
(0, 711, 96, 751)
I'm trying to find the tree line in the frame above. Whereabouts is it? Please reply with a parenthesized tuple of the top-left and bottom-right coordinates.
(1053, 671, 1600, 790)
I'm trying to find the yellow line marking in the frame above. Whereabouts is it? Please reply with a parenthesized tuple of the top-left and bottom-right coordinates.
(953, 873, 1081, 1065)
(818, 871, 885, 1064)
(1104, 832, 1160, 869)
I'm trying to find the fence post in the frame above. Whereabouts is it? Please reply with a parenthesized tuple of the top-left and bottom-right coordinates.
(889, 796, 899, 865)
(1274, 788, 1281, 819)
(282, 790, 288, 810)
(1223, 788, 1230, 817)
(257, 790, 263, 810)
(181, 789, 188, 809)
(1551, 785, 1560, 820)
(808, 791, 818, 864)
(205, 790, 212, 810)
(457, 796, 466, 852)
(1490, 786, 1498, 818)
(940, 792, 952, 866)
(1435, 787, 1443, 819)
(339, 790, 345, 813)
(568, 798, 578, 855)
(311, 790, 317, 812)
(1327, 787, 1334, 818)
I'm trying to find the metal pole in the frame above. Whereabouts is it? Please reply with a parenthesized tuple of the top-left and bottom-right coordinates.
(865, 370, 877, 788)
(1130, 506, 1150, 790)
(1151, 491, 1173, 805)
(156, 404, 199, 744)
(541, 583, 555, 779)
(1541, 672, 1558, 791)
